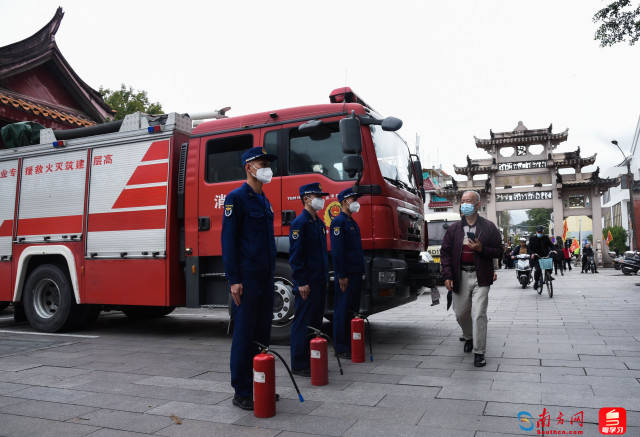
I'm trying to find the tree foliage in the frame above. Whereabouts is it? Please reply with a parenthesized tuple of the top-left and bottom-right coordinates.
(593, 0, 640, 46)
(520, 208, 552, 231)
(99, 84, 163, 120)
(603, 225, 629, 252)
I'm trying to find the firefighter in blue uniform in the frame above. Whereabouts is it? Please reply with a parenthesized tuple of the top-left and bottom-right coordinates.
(289, 183, 329, 377)
(221, 146, 277, 411)
(330, 187, 365, 358)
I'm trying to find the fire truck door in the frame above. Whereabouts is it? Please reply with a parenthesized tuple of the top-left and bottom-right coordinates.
(197, 132, 281, 257)
(0, 160, 18, 301)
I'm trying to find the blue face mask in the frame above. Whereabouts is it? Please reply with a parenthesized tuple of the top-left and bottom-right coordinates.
(460, 203, 475, 216)
(536, 233, 543, 238)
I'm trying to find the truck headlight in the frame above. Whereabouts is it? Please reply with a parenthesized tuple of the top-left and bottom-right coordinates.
(378, 271, 396, 283)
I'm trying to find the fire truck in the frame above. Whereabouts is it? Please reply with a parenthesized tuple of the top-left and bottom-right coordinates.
(0, 87, 436, 336)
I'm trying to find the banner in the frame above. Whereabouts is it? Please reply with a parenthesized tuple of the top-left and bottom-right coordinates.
(606, 230, 613, 246)
(562, 219, 568, 241)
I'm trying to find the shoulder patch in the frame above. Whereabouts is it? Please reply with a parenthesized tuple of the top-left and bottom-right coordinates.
(224, 204, 233, 217)
(292, 229, 300, 240)
(333, 226, 340, 236)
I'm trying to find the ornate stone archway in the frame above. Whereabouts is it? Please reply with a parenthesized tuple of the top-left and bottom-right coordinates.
(441, 122, 619, 265)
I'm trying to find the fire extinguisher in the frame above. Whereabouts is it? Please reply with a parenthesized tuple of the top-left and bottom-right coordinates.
(351, 314, 374, 363)
(253, 342, 304, 418)
(307, 326, 343, 386)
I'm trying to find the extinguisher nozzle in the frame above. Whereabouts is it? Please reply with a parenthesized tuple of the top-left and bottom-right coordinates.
(298, 393, 304, 403)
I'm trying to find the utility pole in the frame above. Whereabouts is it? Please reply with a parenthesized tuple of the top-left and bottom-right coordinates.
(612, 140, 636, 250)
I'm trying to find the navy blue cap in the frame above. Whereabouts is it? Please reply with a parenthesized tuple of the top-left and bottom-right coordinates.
(299, 183, 329, 198)
(241, 147, 277, 166)
(338, 187, 360, 203)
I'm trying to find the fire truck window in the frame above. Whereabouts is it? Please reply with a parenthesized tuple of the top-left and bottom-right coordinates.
(263, 130, 279, 175)
(289, 123, 353, 181)
(205, 134, 254, 183)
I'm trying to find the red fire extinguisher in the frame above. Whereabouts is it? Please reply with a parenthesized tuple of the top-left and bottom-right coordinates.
(351, 316, 365, 363)
(351, 315, 374, 363)
(308, 326, 344, 386)
(253, 342, 304, 419)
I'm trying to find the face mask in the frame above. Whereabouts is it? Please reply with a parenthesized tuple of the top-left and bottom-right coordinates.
(310, 197, 325, 211)
(349, 201, 361, 213)
(536, 233, 543, 238)
(460, 203, 475, 216)
(252, 165, 273, 184)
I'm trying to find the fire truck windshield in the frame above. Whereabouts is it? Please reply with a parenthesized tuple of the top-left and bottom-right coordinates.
(370, 125, 416, 194)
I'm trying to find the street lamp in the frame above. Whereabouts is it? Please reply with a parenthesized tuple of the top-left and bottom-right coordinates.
(611, 140, 636, 250)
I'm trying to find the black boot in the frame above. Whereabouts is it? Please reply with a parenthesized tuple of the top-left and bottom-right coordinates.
(232, 395, 254, 410)
(474, 353, 486, 367)
(464, 339, 473, 353)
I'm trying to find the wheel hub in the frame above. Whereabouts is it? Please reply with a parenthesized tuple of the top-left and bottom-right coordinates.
(33, 278, 60, 320)
(272, 277, 294, 324)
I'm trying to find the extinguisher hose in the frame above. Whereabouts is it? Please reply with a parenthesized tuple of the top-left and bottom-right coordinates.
(307, 326, 344, 376)
(363, 317, 374, 362)
(254, 342, 304, 403)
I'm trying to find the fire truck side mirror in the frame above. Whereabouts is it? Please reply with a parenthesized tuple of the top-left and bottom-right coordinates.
(343, 155, 363, 178)
(339, 116, 362, 154)
(381, 116, 402, 132)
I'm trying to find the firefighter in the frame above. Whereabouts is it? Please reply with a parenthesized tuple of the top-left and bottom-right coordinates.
(330, 187, 365, 358)
(221, 146, 277, 411)
(289, 182, 329, 377)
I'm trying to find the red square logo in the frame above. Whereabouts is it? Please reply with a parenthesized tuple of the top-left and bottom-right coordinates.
(599, 408, 626, 434)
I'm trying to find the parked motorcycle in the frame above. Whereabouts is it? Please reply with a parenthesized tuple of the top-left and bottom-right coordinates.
(514, 254, 532, 288)
(618, 251, 640, 275)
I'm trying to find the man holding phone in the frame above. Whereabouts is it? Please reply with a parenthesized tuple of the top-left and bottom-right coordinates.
(440, 191, 503, 367)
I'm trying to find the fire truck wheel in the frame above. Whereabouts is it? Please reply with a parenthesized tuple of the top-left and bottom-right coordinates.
(0, 302, 9, 312)
(22, 264, 77, 332)
(271, 259, 295, 342)
(122, 306, 175, 319)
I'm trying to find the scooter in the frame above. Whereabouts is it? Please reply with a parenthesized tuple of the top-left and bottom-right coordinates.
(583, 255, 597, 273)
(514, 254, 532, 288)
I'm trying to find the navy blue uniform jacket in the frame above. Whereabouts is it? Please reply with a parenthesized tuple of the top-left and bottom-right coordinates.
(330, 211, 365, 279)
(289, 208, 328, 287)
(221, 183, 276, 284)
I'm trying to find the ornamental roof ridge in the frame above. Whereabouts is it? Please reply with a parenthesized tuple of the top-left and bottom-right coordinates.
(474, 126, 568, 148)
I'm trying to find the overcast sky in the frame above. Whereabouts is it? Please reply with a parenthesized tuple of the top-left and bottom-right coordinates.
(2, 0, 638, 190)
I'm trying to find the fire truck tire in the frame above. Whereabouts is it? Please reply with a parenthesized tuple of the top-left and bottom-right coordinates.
(271, 259, 296, 342)
(22, 264, 78, 332)
(122, 306, 175, 319)
(0, 302, 9, 312)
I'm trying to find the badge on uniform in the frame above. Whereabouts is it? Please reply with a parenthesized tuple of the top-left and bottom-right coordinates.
(224, 204, 233, 217)
(292, 229, 300, 240)
(333, 227, 340, 236)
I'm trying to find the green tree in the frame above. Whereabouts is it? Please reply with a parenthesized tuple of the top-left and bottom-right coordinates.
(593, 0, 640, 46)
(99, 84, 163, 120)
(603, 226, 629, 252)
(520, 208, 552, 232)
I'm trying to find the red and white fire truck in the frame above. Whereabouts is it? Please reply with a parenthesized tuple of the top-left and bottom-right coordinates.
(0, 88, 436, 335)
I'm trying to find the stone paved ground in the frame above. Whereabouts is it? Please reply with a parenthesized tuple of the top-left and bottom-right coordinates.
(0, 268, 639, 436)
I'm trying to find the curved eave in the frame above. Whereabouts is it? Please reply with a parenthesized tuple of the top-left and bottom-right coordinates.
(552, 154, 597, 168)
(474, 129, 568, 148)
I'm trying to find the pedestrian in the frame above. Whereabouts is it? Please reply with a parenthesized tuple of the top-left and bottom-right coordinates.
(289, 183, 329, 377)
(440, 191, 503, 367)
(563, 240, 572, 271)
(553, 236, 564, 276)
(221, 146, 277, 411)
(330, 187, 365, 359)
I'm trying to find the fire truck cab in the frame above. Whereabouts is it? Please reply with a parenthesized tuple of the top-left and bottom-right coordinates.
(0, 88, 435, 335)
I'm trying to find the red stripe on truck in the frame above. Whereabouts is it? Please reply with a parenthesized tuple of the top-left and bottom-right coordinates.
(112, 186, 167, 209)
(126, 163, 168, 186)
(0, 220, 13, 237)
(141, 140, 169, 162)
(18, 215, 82, 235)
(88, 209, 166, 231)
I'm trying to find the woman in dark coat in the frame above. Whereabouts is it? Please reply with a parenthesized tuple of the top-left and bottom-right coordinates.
(553, 236, 565, 276)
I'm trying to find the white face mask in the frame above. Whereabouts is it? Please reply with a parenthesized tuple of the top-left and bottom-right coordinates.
(310, 197, 325, 211)
(349, 201, 361, 213)
(251, 165, 273, 184)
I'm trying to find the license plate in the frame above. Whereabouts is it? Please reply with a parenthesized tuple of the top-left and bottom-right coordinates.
(433, 257, 440, 263)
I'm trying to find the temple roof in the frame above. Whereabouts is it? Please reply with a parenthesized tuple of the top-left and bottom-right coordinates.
(474, 121, 568, 149)
(557, 168, 619, 192)
(0, 89, 94, 127)
(0, 7, 113, 125)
